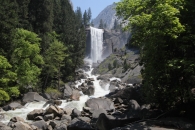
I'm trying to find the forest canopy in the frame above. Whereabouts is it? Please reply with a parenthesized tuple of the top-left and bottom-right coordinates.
(0, 0, 87, 103)
(116, 0, 195, 108)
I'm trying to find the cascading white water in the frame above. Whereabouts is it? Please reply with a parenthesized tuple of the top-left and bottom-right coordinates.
(0, 60, 110, 124)
(90, 26, 104, 63)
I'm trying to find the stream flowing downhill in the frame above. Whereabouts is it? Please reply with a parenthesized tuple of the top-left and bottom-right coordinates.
(0, 59, 120, 124)
(0, 26, 121, 124)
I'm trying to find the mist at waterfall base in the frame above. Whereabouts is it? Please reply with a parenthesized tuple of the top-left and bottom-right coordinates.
(0, 26, 121, 124)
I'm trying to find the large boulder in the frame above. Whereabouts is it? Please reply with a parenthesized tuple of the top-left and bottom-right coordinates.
(71, 90, 81, 101)
(68, 118, 93, 130)
(22, 92, 47, 103)
(83, 86, 95, 96)
(44, 105, 64, 118)
(31, 120, 48, 130)
(85, 98, 115, 111)
(11, 121, 33, 130)
(71, 108, 81, 118)
(3, 102, 23, 111)
(27, 109, 44, 120)
(64, 84, 73, 97)
(0, 122, 12, 130)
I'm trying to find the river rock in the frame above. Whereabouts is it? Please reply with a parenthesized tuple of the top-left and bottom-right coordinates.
(83, 85, 95, 96)
(85, 98, 115, 111)
(27, 109, 44, 120)
(31, 120, 48, 130)
(22, 92, 47, 103)
(97, 74, 112, 80)
(44, 113, 54, 121)
(64, 84, 73, 98)
(71, 90, 81, 101)
(63, 107, 73, 115)
(71, 108, 81, 118)
(44, 105, 64, 118)
(92, 108, 107, 119)
(0, 122, 12, 130)
(12, 121, 33, 130)
(68, 118, 93, 130)
(3, 102, 23, 111)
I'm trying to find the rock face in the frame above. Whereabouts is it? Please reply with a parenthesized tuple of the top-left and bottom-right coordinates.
(3, 102, 23, 111)
(85, 98, 115, 111)
(93, 3, 118, 30)
(22, 92, 47, 103)
(102, 29, 130, 59)
(92, 48, 142, 84)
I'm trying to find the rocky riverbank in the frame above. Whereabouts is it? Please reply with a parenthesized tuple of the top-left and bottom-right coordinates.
(1, 57, 195, 130)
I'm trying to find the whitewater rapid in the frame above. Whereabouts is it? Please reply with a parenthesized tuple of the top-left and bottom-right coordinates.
(0, 61, 112, 124)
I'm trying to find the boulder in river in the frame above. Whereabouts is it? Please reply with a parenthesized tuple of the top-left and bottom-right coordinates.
(22, 92, 47, 103)
(3, 102, 23, 111)
(85, 98, 115, 111)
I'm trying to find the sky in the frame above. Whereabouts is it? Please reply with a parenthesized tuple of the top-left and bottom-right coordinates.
(71, 0, 121, 19)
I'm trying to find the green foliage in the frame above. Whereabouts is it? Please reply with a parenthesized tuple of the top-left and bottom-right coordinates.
(0, 55, 16, 88)
(113, 60, 118, 68)
(116, 0, 195, 109)
(6, 86, 20, 97)
(108, 63, 112, 70)
(43, 33, 68, 90)
(11, 28, 44, 89)
(0, 0, 18, 56)
(0, 89, 10, 102)
(45, 87, 61, 96)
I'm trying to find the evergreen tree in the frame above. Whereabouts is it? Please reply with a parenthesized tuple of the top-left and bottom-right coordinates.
(0, 0, 18, 56)
(83, 10, 88, 26)
(16, 0, 31, 30)
(99, 19, 104, 29)
(75, 7, 82, 24)
(87, 7, 92, 24)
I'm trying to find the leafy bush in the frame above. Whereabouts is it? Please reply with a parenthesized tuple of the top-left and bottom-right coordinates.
(0, 89, 10, 103)
(7, 86, 20, 97)
(45, 87, 61, 96)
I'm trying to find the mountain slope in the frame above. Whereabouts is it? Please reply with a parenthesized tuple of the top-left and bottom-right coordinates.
(93, 3, 118, 30)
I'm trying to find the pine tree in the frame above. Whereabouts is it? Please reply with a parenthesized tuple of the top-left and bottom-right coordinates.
(83, 10, 88, 26)
(0, 0, 18, 56)
(87, 7, 92, 24)
(99, 19, 104, 29)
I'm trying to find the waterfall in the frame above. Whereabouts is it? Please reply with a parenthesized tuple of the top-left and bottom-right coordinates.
(90, 26, 104, 63)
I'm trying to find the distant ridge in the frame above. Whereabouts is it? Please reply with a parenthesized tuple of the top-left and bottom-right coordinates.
(93, 3, 119, 30)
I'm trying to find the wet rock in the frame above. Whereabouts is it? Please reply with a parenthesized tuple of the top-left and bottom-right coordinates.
(85, 98, 115, 111)
(27, 109, 44, 120)
(63, 107, 73, 115)
(0, 122, 12, 130)
(92, 108, 107, 119)
(31, 120, 48, 130)
(83, 86, 95, 96)
(22, 92, 47, 103)
(42, 93, 51, 100)
(3, 102, 23, 111)
(12, 121, 33, 130)
(54, 100, 62, 106)
(44, 113, 54, 121)
(68, 118, 93, 130)
(71, 108, 81, 118)
(44, 105, 64, 118)
(64, 84, 73, 95)
(71, 90, 81, 101)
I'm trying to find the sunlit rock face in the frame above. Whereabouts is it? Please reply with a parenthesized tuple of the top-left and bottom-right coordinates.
(93, 3, 117, 30)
